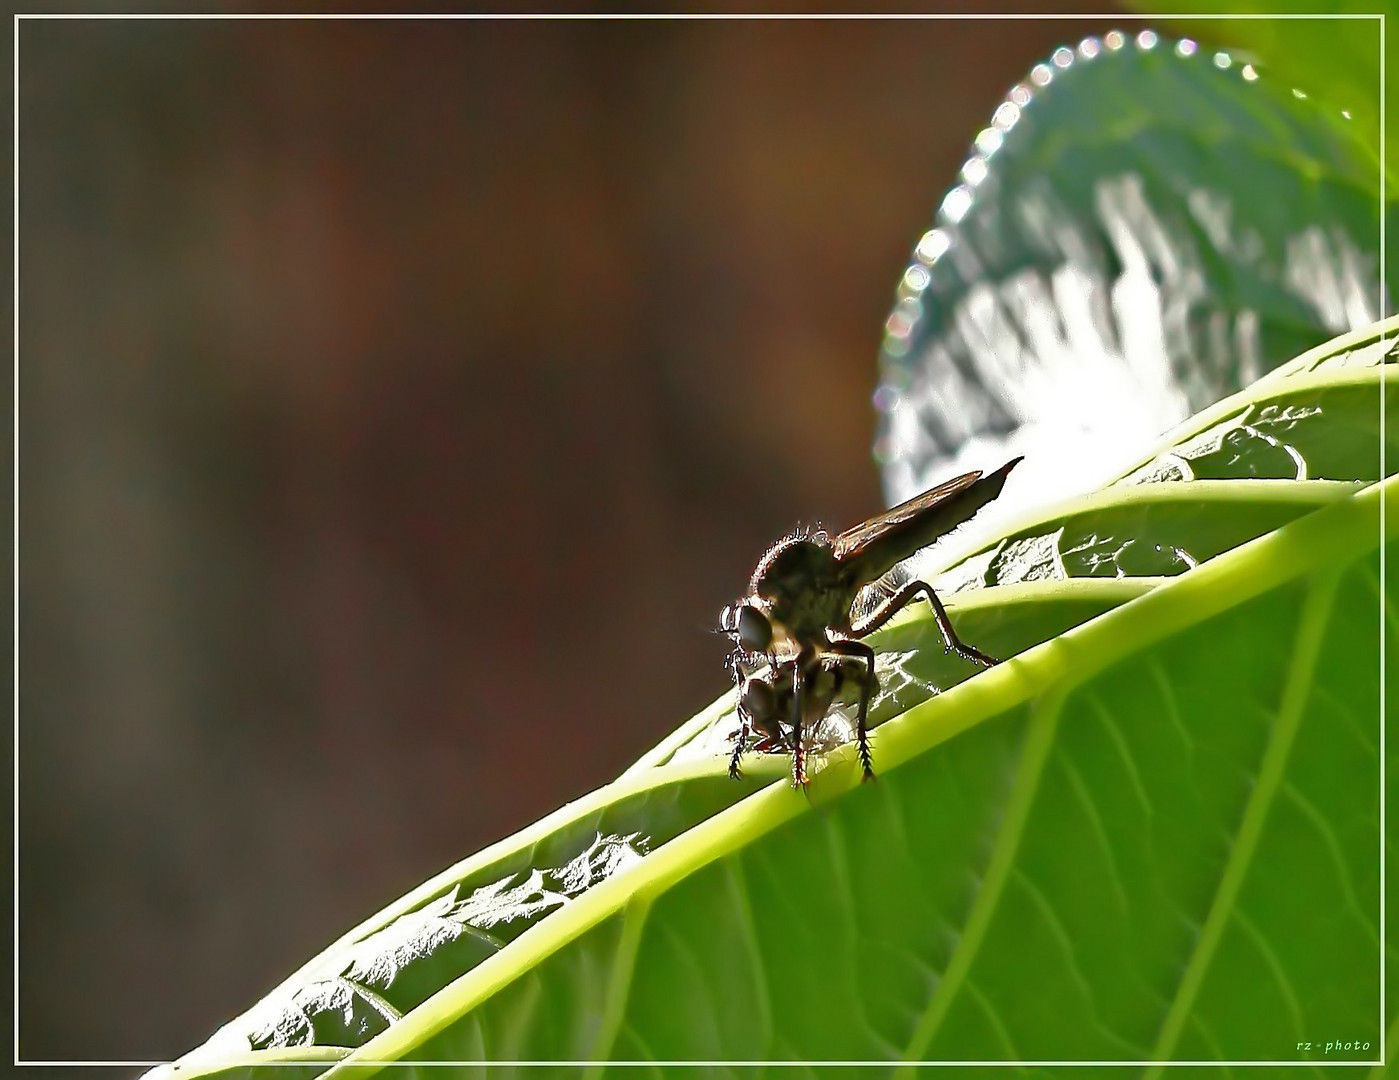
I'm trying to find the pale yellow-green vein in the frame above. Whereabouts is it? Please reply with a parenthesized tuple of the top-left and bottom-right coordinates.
(894, 690, 1064, 1072)
(1281, 780, 1380, 946)
(1146, 566, 1342, 1070)
(1056, 752, 1131, 917)
(1230, 907, 1305, 1040)
(1011, 866, 1141, 1056)
(584, 894, 651, 1077)
(723, 859, 773, 1044)
(1086, 692, 1154, 819)
(964, 979, 1022, 1063)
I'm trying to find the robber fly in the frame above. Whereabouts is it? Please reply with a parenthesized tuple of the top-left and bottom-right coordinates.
(721, 456, 1021, 787)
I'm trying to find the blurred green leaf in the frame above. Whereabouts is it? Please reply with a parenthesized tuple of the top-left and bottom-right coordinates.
(1136, 3, 1390, 180)
(873, 25, 1391, 510)
(149, 320, 1395, 1077)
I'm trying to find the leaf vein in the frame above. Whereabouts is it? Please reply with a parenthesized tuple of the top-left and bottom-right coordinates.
(584, 896, 652, 1076)
(1087, 692, 1155, 820)
(1230, 907, 1306, 1039)
(964, 978, 1022, 1063)
(1057, 752, 1131, 917)
(723, 859, 774, 1045)
(894, 695, 1063, 1072)
(1012, 866, 1142, 1057)
(1282, 780, 1380, 946)
(1145, 567, 1341, 1069)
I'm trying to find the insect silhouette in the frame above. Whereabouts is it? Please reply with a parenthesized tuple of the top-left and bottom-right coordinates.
(721, 456, 1021, 787)
(729, 649, 877, 757)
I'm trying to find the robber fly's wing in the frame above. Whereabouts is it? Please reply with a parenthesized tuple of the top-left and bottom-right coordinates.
(832, 456, 1022, 584)
(850, 562, 911, 627)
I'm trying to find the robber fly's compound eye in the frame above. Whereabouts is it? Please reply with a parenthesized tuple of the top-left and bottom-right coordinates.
(739, 675, 777, 726)
(731, 603, 771, 652)
(720, 601, 771, 651)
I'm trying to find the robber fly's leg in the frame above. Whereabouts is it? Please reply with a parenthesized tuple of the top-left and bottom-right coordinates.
(827, 638, 877, 782)
(725, 644, 752, 780)
(788, 654, 808, 788)
(851, 580, 998, 668)
(728, 711, 749, 780)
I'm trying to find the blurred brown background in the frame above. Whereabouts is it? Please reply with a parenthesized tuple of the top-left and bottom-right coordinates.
(18, 9, 1119, 1064)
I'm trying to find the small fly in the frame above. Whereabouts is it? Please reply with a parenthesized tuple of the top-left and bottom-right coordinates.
(721, 456, 1022, 787)
(730, 650, 878, 759)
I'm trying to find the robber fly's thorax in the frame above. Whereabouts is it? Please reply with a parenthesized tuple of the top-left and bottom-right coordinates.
(748, 532, 855, 642)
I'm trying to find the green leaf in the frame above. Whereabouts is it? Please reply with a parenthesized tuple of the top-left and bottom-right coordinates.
(1133, 4, 1390, 181)
(149, 319, 1396, 1076)
(873, 27, 1391, 508)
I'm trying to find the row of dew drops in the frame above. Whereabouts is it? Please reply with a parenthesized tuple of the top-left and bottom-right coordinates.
(875, 27, 1359, 391)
